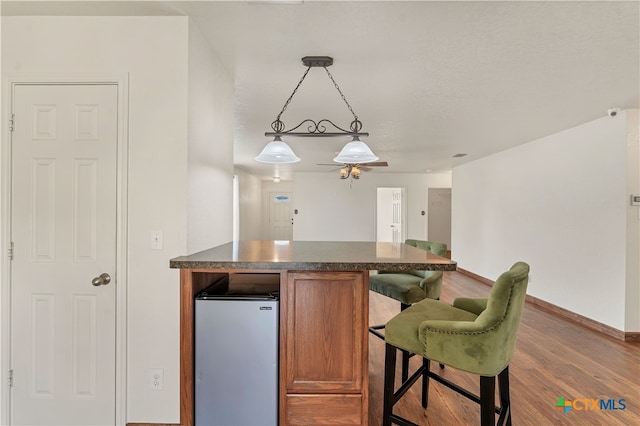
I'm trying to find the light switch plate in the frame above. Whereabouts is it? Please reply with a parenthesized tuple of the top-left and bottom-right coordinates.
(151, 230, 163, 250)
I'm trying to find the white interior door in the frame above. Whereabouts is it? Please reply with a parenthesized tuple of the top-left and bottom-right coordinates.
(269, 192, 293, 240)
(377, 187, 405, 243)
(10, 84, 118, 425)
(391, 189, 403, 243)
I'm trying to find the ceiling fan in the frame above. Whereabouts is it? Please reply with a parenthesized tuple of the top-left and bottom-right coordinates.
(317, 161, 389, 179)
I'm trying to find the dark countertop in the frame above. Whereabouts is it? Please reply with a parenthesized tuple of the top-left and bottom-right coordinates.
(170, 240, 456, 272)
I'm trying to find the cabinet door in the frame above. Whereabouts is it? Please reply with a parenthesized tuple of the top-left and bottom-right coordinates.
(283, 271, 367, 393)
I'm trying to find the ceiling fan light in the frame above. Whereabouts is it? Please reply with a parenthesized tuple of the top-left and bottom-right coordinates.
(339, 168, 349, 178)
(255, 137, 301, 163)
(333, 137, 379, 163)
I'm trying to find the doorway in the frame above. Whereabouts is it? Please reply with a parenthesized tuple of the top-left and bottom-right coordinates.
(4, 80, 126, 425)
(377, 187, 406, 243)
(427, 188, 452, 250)
(269, 192, 293, 240)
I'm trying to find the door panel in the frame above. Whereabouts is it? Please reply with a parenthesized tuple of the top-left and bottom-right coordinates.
(282, 271, 368, 425)
(391, 189, 402, 243)
(284, 272, 364, 392)
(269, 192, 293, 240)
(10, 84, 118, 425)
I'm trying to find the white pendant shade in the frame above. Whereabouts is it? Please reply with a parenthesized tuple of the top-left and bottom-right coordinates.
(333, 137, 379, 163)
(255, 137, 301, 163)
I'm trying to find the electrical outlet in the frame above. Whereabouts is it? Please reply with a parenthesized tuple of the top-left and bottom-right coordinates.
(149, 368, 163, 391)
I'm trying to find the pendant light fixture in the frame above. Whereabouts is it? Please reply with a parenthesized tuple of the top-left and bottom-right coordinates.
(333, 136, 378, 163)
(256, 56, 377, 164)
(255, 136, 301, 163)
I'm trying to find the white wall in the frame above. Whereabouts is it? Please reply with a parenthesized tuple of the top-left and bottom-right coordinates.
(292, 172, 451, 241)
(2, 16, 189, 422)
(234, 168, 264, 240)
(187, 21, 234, 253)
(452, 111, 639, 332)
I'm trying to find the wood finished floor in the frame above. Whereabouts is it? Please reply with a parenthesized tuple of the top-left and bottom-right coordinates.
(367, 271, 640, 425)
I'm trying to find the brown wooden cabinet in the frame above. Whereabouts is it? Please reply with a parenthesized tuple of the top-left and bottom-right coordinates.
(177, 269, 369, 426)
(281, 271, 368, 425)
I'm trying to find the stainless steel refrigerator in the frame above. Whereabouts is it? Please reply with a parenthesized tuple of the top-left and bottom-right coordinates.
(195, 289, 278, 426)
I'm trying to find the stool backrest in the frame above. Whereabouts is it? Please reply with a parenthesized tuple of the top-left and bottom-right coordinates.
(472, 262, 530, 374)
(404, 239, 447, 279)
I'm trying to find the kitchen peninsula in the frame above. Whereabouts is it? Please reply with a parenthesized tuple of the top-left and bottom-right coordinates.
(170, 240, 456, 426)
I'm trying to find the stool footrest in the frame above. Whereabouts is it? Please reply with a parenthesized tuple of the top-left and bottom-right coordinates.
(427, 370, 502, 415)
(389, 413, 419, 426)
(368, 324, 386, 340)
(497, 404, 511, 426)
(393, 365, 426, 405)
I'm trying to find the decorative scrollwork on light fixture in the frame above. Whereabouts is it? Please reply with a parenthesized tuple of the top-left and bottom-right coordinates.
(270, 118, 362, 136)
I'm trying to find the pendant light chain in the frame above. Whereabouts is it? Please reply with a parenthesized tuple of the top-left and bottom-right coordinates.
(324, 66, 362, 132)
(272, 66, 312, 132)
(265, 56, 369, 137)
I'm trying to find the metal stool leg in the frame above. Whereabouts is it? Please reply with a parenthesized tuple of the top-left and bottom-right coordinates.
(498, 367, 512, 426)
(400, 303, 411, 382)
(382, 343, 397, 426)
(422, 358, 430, 408)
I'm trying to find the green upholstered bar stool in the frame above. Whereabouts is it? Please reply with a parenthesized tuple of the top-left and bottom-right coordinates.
(369, 239, 448, 381)
(382, 262, 530, 426)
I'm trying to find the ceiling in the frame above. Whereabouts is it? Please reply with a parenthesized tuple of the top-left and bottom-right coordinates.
(4, 1, 639, 181)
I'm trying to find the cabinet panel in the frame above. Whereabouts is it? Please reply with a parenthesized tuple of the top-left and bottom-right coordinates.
(286, 394, 363, 425)
(284, 271, 365, 392)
